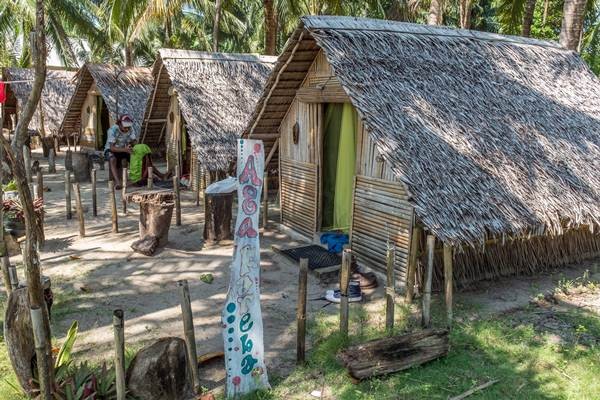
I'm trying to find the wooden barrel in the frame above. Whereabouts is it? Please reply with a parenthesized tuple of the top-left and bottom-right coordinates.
(203, 192, 234, 243)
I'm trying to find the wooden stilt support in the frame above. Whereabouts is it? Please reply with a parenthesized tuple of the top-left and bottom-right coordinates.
(444, 243, 453, 328)
(122, 168, 127, 215)
(174, 165, 181, 226)
(48, 149, 56, 173)
(30, 306, 52, 399)
(91, 169, 97, 217)
(109, 181, 118, 233)
(297, 258, 308, 364)
(262, 175, 269, 229)
(147, 167, 153, 189)
(8, 264, 18, 291)
(23, 146, 32, 184)
(385, 244, 395, 334)
(422, 235, 435, 328)
(178, 280, 200, 394)
(74, 183, 85, 238)
(340, 248, 351, 337)
(405, 226, 421, 303)
(195, 168, 201, 207)
(65, 171, 72, 220)
(36, 170, 43, 200)
(113, 309, 126, 400)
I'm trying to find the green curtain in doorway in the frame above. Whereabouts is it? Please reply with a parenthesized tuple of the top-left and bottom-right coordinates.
(322, 103, 357, 232)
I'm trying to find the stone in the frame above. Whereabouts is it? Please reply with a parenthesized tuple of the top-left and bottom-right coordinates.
(126, 337, 193, 400)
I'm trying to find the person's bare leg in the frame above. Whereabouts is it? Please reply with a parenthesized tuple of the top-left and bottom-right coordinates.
(109, 156, 121, 188)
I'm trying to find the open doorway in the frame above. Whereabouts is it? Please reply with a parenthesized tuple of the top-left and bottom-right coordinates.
(95, 96, 110, 150)
(321, 103, 358, 233)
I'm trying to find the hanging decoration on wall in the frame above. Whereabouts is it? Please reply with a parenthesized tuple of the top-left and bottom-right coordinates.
(222, 139, 270, 397)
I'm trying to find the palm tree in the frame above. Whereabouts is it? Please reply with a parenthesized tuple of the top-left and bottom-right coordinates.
(560, 0, 589, 50)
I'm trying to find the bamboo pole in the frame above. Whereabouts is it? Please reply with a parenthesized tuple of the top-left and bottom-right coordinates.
(122, 167, 127, 215)
(444, 243, 453, 328)
(91, 169, 97, 217)
(262, 174, 269, 229)
(174, 165, 181, 226)
(30, 306, 52, 399)
(385, 244, 395, 334)
(65, 171, 72, 220)
(405, 226, 421, 303)
(422, 235, 435, 328)
(73, 183, 85, 238)
(147, 166, 153, 189)
(109, 181, 118, 233)
(113, 309, 126, 400)
(340, 249, 351, 337)
(296, 258, 308, 364)
(48, 148, 56, 173)
(178, 280, 200, 393)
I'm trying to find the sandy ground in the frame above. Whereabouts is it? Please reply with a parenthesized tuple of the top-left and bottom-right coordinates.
(5, 149, 600, 391)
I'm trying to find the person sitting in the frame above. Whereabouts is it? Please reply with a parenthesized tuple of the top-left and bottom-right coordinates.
(128, 143, 169, 186)
(105, 114, 136, 189)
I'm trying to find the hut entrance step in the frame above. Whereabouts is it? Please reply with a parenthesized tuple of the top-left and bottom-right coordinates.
(273, 244, 341, 275)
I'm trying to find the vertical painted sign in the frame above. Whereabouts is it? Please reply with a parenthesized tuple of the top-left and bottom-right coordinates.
(222, 139, 270, 397)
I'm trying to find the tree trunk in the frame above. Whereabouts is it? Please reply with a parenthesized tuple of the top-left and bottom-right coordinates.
(264, 0, 278, 55)
(3, 0, 54, 398)
(125, 44, 133, 66)
(522, 0, 537, 37)
(213, 0, 223, 52)
(428, 0, 444, 25)
(459, 0, 472, 29)
(559, 0, 588, 51)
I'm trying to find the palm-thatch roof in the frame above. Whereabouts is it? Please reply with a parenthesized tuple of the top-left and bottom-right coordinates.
(245, 16, 600, 245)
(60, 64, 153, 139)
(2, 67, 76, 134)
(142, 49, 276, 171)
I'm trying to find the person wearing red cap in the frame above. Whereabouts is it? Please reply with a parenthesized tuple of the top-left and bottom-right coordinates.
(105, 114, 136, 189)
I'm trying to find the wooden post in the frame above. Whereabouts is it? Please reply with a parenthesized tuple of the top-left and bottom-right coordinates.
(340, 249, 351, 337)
(422, 235, 435, 328)
(74, 183, 85, 238)
(36, 170, 43, 200)
(122, 167, 127, 215)
(405, 226, 421, 303)
(297, 258, 308, 364)
(262, 174, 268, 229)
(65, 171, 72, 220)
(30, 306, 52, 399)
(178, 280, 200, 394)
(195, 168, 201, 207)
(23, 146, 32, 183)
(8, 264, 18, 291)
(91, 169, 97, 217)
(113, 309, 126, 400)
(147, 166, 153, 189)
(109, 181, 118, 233)
(385, 244, 395, 334)
(48, 148, 56, 173)
(174, 165, 181, 226)
(444, 243, 453, 328)
(0, 146, 12, 294)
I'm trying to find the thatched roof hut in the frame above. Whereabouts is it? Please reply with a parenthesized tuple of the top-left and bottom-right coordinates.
(60, 64, 153, 148)
(244, 16, 600, 288)
(142, 49, 276, 172)
(2, 67, 76, 135)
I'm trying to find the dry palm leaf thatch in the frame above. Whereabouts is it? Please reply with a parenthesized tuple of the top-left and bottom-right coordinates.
(246, 16, 600, 246)
(2, 67, 76, 135)
(143, 49, 276, 172)
(60, 64, 153, 140)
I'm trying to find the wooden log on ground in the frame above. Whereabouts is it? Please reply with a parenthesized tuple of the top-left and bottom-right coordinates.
(340, 249, 351, 337)
(109, 181, 118, 233)
(178, 280, 200, 394)
(297, 258, 308, 364)
(113, 309, 126, 400)
(422, 235, 435, 328)
(203, 193, 233, 242)
(385, 245, 395, 334)
(65, 171, 72, 220)
(174, 165, 181, 226)
(74, 183, 85, 237)
(91, 169, 97, 217)
(48, 149, 56, 173)
(338, 329, 449, 381)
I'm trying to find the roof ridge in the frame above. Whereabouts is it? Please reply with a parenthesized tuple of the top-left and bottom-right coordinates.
(159, 49, 277, 64)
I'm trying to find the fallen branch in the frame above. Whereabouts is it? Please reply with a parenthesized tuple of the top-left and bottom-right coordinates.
(449, 379, 499, 400)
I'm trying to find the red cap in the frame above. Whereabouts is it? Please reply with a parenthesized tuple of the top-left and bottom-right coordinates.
(119, 114, 133, 127)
